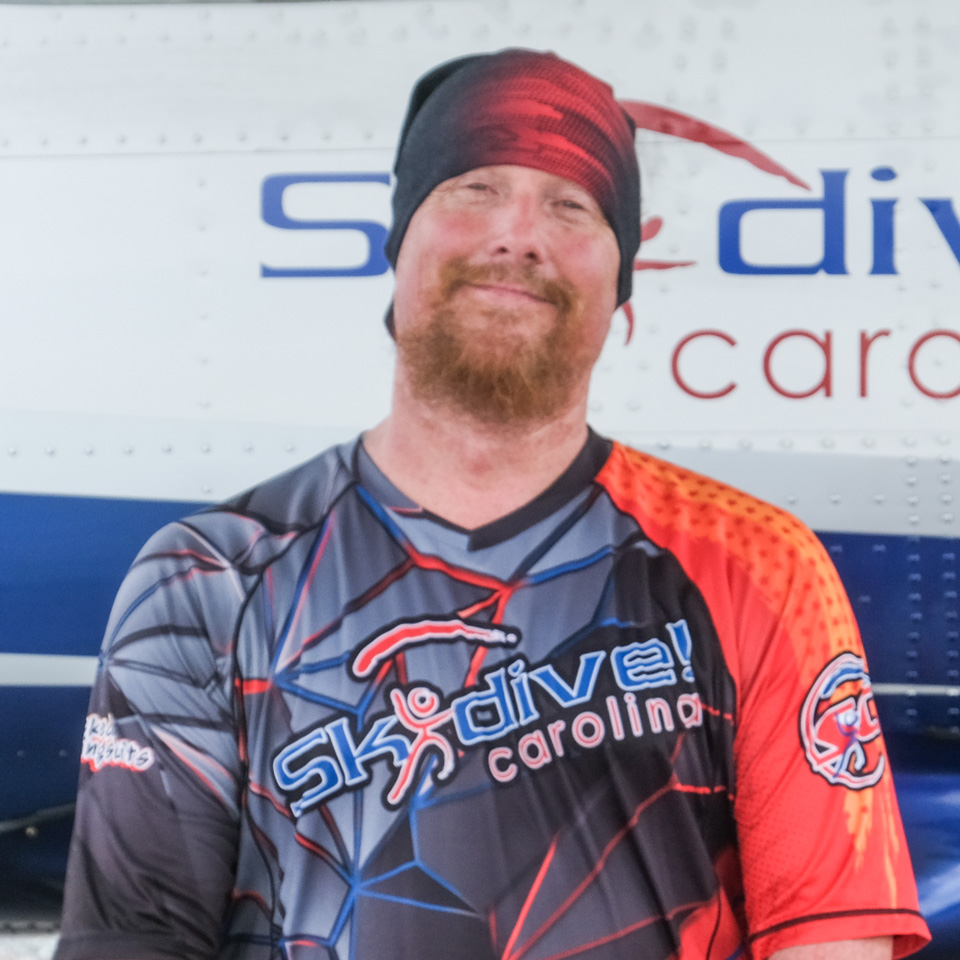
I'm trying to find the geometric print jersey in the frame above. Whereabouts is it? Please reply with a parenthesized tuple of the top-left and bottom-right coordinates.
(56, 433, 930, 960)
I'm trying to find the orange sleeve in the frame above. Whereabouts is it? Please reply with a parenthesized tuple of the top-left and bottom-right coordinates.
(596, 442, 931, 959)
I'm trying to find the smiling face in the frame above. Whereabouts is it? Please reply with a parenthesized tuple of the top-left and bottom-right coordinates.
(392, 164, 621, 426)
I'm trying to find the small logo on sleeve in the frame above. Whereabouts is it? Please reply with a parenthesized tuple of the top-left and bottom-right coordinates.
(81, 713, 156, 773)
(800, 652, 885, 790)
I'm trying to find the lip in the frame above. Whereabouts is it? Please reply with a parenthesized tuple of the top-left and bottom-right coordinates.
(463, 282, 553, 305)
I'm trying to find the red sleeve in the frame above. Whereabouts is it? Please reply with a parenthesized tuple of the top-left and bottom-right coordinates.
(596, 443, 931, 959)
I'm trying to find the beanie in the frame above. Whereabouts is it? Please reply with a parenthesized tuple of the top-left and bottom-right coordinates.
(385, 49, 641, 316)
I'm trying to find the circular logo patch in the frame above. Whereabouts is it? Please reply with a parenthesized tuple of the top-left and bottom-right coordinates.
(800, 652, 885, 790)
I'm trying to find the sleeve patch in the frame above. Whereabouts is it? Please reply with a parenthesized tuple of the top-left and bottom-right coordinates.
(799, 652, 885, 790)
(81, 712, 156, 773)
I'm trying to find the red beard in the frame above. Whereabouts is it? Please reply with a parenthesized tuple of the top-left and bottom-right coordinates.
(396, 258, 593, 426)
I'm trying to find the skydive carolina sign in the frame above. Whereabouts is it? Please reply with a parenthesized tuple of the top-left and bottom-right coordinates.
(260, 103, 960, 403)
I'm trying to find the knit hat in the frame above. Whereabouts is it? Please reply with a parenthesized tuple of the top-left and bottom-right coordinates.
(385, 48, 641, 327)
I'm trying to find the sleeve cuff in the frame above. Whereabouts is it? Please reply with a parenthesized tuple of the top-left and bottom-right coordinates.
(748, 907, 931, 959)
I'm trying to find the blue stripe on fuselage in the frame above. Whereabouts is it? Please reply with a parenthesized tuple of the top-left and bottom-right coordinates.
(0, 491, 205, 658)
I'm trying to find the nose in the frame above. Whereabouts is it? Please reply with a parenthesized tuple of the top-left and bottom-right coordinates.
(486, 193, 547, 265)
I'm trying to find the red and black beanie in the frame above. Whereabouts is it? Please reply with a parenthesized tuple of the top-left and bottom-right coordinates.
(385, 48, 641, 308)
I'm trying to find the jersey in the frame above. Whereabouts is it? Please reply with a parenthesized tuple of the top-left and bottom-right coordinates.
(56, 433, 930, 960)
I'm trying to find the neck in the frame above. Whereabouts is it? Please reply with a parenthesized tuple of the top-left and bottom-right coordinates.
(363, 370, 593, 529)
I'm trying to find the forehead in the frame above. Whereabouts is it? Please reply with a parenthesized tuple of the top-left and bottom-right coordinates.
(433, 164, 598, 198)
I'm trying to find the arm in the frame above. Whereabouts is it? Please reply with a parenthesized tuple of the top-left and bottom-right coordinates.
(770, 937, 893, 960)
(595, 447, 930, 958)
(56, 518, 247, 960)
(725, 522, 928, 957)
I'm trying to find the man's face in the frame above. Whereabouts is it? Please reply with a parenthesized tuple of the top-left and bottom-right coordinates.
(392, 164, 621, 425)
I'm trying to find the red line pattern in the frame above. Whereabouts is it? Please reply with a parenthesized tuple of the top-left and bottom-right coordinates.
(498, 729, 732, 960)
(248, 779, 291, 819)
(278, 521, 530, 709)
(153, 728, 237, 811)
(532, 899, 702, 960)
(503, 838, 559, 960)
(701, 701, 735, 723)
(503, 781, 676, 960)
(277, 520, 335, 672)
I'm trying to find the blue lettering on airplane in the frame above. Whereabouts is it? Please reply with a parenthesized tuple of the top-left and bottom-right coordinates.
(261, 167, 960, 280)
(717, 167, 960, 276)
(260, 173, 391, 278)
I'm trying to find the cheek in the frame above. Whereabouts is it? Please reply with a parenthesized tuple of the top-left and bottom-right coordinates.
(565, 237, 620, 308)
(424, 210, 489, 256)
(392, 256, 423, 324)
(560, 235, 619, 356)
(394, 228, 445, 315)
(396, 214, 475, 282)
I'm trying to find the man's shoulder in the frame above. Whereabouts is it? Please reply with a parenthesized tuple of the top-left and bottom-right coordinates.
(595, 439, 823, 560)
(137, 439, 357, 564)
(216, 437, 356, 528)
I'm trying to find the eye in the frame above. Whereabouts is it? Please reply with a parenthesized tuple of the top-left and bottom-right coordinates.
(454, 180, 499, 203)
(553, 193, 606, 225)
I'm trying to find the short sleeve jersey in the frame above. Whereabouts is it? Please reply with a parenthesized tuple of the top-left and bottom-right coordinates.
(57, 434, 930, 960)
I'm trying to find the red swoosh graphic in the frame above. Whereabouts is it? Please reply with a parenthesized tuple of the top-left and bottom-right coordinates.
(641, 217, 663, 242)
(352, 618, 519, 679)
(616, 103, 808, 343)
(620, 100, 810, 191)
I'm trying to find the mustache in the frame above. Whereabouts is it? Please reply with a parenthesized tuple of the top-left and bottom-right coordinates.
(436, 258, 575, 313)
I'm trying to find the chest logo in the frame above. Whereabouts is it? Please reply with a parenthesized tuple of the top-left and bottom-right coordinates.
(800, 652, 885, 790)
(274, 619, 704, 817)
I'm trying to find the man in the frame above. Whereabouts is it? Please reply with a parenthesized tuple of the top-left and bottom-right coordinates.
(56, 50, 930, 960)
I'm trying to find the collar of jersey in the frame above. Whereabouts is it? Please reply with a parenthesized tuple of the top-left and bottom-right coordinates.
(351, 429, 612, 552)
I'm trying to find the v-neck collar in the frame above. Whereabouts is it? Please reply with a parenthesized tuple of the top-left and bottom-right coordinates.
(352, 429, 612, 551)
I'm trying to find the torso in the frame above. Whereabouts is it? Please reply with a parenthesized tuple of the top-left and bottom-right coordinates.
(227, 434, 743, 959)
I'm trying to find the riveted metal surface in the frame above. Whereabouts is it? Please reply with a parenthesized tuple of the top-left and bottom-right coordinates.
(823, 532, 960, 733)
(0, 0, 958, 506)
